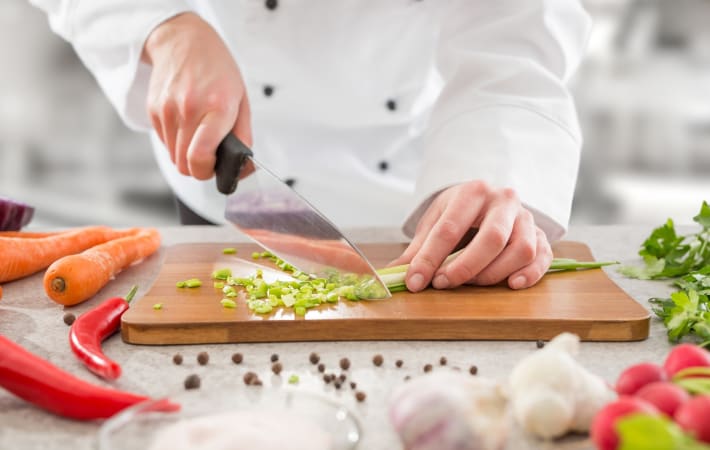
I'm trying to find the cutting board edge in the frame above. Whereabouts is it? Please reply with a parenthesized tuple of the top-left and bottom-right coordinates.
(121, 315, 651, 345)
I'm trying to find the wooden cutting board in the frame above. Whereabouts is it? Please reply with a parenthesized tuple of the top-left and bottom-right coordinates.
(121, 242, 650, 344)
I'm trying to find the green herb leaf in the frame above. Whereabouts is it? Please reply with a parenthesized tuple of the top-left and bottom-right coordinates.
(694, 201, 710, 229)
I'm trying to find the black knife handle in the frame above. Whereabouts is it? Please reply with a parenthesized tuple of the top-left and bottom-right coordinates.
(215, 134, 254, 195)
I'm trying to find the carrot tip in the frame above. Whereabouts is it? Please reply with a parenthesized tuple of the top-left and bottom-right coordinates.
(51, 277, 66, 294)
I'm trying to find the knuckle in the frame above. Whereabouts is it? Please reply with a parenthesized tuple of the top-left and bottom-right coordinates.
(436, 219, 462, 243)
(412, 253, 438, 275)
(516, 240, 537, 265)
(177, 92, 199, 118)
(466, 180, 490, 197)
(485, 225, 509, 250)
(204, 93, 231, 114)
(499, 187, 518, 202)
(161, 99, 178, 118)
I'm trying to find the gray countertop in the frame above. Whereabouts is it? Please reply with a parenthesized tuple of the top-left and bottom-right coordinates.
(0, 225, 684, 450)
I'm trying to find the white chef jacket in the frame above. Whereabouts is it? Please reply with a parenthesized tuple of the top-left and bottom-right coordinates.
(31, 0, 591, 241)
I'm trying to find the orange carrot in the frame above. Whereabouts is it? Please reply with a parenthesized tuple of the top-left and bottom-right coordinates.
(0, 231, 61, 238)
(44, 228, 161, 306)
(0, 226, 137, 283)
(0, 285, 3, 301)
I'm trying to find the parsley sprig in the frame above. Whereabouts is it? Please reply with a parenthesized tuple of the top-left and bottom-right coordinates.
(620, 201, 710, 279)
(621, 201, 710, 343)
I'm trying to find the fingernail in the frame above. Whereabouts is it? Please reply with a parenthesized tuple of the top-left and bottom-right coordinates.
(510, 275, 527, 290)
(433, 274, 449, 289)
(407, 273, 425, 292)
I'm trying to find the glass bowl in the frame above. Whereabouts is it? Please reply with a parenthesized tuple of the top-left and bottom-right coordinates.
(98, 388, 362, 450)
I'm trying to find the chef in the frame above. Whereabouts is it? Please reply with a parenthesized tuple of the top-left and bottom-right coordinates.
(30, 0, 592, 293)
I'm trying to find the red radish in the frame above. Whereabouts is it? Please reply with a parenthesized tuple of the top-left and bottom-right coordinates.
(663, 344, 710, 377)
(675, 395, 710, 444)
(615, 362, 667, 395)
(635, 381, 690, 417)
(591, 396, 659, 450)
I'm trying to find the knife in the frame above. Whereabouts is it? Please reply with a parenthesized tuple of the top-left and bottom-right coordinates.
(215, 133, 390, 299)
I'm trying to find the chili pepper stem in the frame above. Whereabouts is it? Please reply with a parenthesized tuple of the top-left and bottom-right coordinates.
(124, 285, 138, 303)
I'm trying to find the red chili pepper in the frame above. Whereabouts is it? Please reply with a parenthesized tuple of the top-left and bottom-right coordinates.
(69, 285, 137, 379)
(0, 333, 179, 420)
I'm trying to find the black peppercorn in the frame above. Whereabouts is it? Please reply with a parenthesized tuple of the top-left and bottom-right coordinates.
(184, 374, 201, 390)
(423, 364, 433, 373)
(439, 356, 447, 366)
(373, 354, 383, 367)
(172, 354, 183, 365)
(309, 352, 320, 364)
(270, 353, 279, 362)
(243, 371, 257, 385)
(272, 362, 283, 375)
(63, 313, 76, 326)
(536, 340, 545, 349)
(317, 363, 325, 373)
(395, 359, 403, 368)
(339, 358, 350, 370)
(232, 353, 243, 364)
(197, 352, 209, 365)
(355, 391, 366, 402)
(469, 365, 478, 375)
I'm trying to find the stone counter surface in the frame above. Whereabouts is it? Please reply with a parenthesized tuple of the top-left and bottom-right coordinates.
(0, 225, 687, 449)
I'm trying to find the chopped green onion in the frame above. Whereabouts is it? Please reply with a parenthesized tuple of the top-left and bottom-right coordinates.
(184, 278, 202, 288)
(211, 268, 232, 280)
(220, 298, 237, 309)
(153, 303, 163, 310)
(213, 281, 225, 289)
(251, 252, 261, 259)
(177, 278, 202, 288)
(222, 247, 237, 254)
(288, 374, 299, 384)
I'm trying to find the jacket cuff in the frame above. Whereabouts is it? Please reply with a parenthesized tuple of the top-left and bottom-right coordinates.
(402, 105, 581, 242)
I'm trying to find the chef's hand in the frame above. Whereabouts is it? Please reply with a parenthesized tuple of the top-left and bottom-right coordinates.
(141, 12, 251, 180)
(390, 181, 553, 292)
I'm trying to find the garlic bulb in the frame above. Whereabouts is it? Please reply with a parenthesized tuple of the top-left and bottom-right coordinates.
(388, 371, 509, 450)
(508, 333, 616, 439)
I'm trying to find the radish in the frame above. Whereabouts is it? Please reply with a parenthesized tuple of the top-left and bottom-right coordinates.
(590, 396, 658, 450)
(664, 344, 710, 377)
(634, 381, 690, 417)
(675, 395, 710, 444)
(615, 362, 667, 396)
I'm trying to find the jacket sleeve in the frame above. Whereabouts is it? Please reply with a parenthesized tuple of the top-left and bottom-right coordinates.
(28, 0, 194, 130)
(403, 0, 592, 242)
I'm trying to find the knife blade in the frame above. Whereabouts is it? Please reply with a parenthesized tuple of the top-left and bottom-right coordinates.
(215, 134, 390, 300)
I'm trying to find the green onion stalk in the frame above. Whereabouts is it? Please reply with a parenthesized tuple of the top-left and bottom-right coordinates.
(212, 250, 617, 315)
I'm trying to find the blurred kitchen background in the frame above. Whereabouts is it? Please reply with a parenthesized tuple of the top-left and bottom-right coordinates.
(0, 0, 708, 229)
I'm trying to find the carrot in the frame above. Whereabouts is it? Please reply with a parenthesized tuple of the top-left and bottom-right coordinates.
(44, 228, 161, 306)
(0, 226, 136, 283)
(0, 231, 61, 238)
(0, 285, 3, 301)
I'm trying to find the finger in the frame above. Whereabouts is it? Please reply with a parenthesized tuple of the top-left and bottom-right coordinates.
(468, 209, 537, 286)
(161, 100, 180, 168)
(187, 109, 235, 181)
(149, 114, 173, 162)
(233, 94, 253, 148)
(387, 200, 443, 268)
(438, 188, 518, 288)
(408, 188, 485, 291)
(175, 121, 197, 176)
(507, 228, 553, 290)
